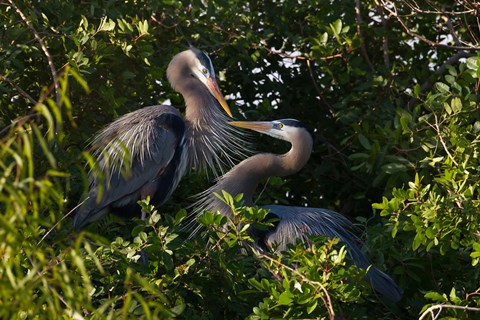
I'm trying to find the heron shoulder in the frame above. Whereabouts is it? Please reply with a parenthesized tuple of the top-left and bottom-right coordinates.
(91, 105, 185, 152)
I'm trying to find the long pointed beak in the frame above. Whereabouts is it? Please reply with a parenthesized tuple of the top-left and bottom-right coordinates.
(207, 77, 233, 118)
(228, 121, 273, 134)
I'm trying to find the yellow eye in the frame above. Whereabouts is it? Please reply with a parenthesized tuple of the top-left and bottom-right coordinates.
(201, 67, 208, 75)
(275, 122, 284, 129)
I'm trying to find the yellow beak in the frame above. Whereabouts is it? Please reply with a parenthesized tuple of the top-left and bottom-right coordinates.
(228, 121, 273, 133)
(207, 77, 233, 118)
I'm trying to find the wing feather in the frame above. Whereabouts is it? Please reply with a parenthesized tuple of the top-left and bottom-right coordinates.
(261, 205, 403, 302)
(74, 105, 186, 228)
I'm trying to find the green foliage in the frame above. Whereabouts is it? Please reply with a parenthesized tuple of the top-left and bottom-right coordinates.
(1, 0, 480, 319)
(372, 57, 480, 316)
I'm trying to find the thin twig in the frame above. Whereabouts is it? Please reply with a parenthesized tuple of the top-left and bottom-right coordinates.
(423, 114, 458, 167)
(0, 75, 38, 105)
(419, 304, 480, 320)
(407, 50, 474, 108)
(432, 113, 458, 166)
(0, 113, 40, 137)
(378, 4, 391, 70)
(253, 177, 270, 205)
(256, 251, 335, 320)
(381, 0, 480, 51)
(306, 59, 335, 118)
(403, 0, 475, 15)
(259, 44, 343, 61)
(37, 198, 87, 246)
(354, 0, 375, 72)
(8, 0, 61, 107)
(444, 14, 461, 47)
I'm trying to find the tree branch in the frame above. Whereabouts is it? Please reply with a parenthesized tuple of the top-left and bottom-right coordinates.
(0, 75, 38, 105)
(258, 44, 343, 61)
(407, 50, 475, 108)
(355, 0, 375, 72)
(419, 304, 480, 320)
(378, 4, 391, 70)
(381, 0, 480, 51)
(8, 0, 61, 107)
(256, 251, 335, 320)
(306, 59, 335, 118)
(0, 113, 40, 138)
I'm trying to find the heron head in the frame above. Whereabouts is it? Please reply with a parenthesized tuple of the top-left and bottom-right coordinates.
(167, 47, 233, 117)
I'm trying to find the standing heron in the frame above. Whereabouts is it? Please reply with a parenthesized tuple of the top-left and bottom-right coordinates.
(73, 47, 249, 230)
(193, 119, 403, 302)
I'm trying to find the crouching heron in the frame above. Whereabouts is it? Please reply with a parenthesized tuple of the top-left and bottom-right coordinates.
(74, 47, 249, 230)
(193, 119, 403, 302)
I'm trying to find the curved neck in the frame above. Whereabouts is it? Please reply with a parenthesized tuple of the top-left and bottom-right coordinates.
(200, 133, 313, 217)
(231, 143, 312, 204)
(180, 80, 249, 175)
(183, 82, 218, 125)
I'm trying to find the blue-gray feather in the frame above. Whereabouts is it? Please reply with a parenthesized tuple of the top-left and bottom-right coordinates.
(74, 106, 187, 229)
(262, 205, 403, 302)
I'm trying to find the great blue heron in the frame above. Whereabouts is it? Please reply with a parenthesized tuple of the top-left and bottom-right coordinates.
(193, 119, 403, 302)
(73, 47, 248, 230)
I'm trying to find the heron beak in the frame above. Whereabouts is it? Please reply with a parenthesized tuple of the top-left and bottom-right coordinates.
(228, 121, 273, 133)
(207, 77, 233, 118)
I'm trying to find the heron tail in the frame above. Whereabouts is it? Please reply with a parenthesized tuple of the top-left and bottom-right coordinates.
(346, 244, 403, 302)
(365, 266, 403, 302)
(73, 197, 107, 230)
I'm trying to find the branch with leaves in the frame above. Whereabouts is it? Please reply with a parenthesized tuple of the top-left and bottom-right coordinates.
(379, 0, 480, 51)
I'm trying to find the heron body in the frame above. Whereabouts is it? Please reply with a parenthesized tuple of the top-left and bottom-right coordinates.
(193, 119, 403, 302)
(74, 47, 248, 229)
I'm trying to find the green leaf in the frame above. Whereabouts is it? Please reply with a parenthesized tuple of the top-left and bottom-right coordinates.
(446, 64, 457, 76)
(357, 134, 371, 150)
(413, 84, 421, 97)
(329, 18, 343, 44)
(319, 32, 328, 45)
(412, 232, 424, 250)
(435, 82, 450, 94)
(444, 74, 455, 85)
(278, 291, 293, 305)
(424, 291, 447, 302)
(466, 57, 478, 71)
(450, 97, 462, 113)
(307, 300, 318, 314)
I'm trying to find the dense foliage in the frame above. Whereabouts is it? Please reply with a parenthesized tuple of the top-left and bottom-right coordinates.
(1, 0, 479, 318)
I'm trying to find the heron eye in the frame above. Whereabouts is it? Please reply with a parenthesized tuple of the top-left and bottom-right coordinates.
(201, 67, 208, 75)
(276, 123, 284, 129)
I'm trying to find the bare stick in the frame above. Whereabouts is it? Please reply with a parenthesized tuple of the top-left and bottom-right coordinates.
(444, 14, 461, 47)
(403, 0, 475, 15)
(0, 75, 38, 105)
(253, 177, 270, 205)
(407, 50, 474, 108)
(381, 0, 480, 51)
(256, 250, 335, 320)
(419, 304, 480, 320)
(259, 44, 343, 61)
(306, 59, 335, 118)
(355, 0, 375, 72)
(378, 4, 391, 70)
(8, 0, 61, 108)
(36, 197, 88, 246)
(0, 113, 40, 138)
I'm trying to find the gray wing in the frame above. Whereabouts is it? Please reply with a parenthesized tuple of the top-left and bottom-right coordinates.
(261, 205, 403, 302)
(74, 105, 187, 229)
(261, 205, 359, 252)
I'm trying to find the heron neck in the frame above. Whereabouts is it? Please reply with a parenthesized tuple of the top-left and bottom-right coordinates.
(182, 83, 247, 175)
(183, 84, 219, 125)
(206, 139, 312, 217)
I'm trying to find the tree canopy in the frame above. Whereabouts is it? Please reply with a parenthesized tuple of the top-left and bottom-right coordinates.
(1, 0, 479, 319)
